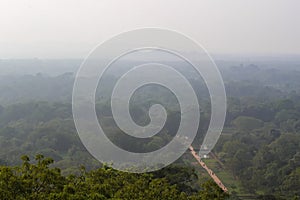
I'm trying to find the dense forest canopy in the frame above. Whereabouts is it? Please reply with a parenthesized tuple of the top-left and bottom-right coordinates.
(0, 59, 300, 199)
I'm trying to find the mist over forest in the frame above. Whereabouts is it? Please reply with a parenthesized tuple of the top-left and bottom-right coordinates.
(0, 57, 299, 199)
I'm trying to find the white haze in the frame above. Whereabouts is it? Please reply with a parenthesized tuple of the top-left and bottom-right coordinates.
(0, 0, 299, 58)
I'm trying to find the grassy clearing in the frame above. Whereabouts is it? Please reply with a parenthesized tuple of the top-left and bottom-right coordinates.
(202, 158, 246, 195)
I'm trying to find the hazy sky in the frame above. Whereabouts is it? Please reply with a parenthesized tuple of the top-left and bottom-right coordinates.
(0, 0, 300, 58)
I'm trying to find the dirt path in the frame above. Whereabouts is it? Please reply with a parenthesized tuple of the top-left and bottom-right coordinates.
(189, 146, 228, 193)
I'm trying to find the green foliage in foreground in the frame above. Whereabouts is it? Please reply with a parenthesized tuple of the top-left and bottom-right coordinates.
(0, 155, 229, 200)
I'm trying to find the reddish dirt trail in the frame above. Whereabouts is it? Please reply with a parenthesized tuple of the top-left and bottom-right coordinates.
(189, 146, 228, 193)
